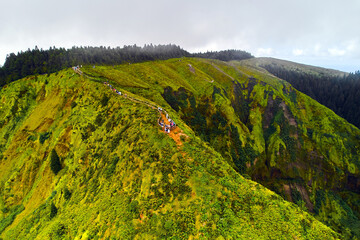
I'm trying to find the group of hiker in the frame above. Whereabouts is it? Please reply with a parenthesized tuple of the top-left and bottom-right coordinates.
(72, 65, 84, 75)
(72, 65, 83, 71)
(103, 81, 176, 134)
(158, 108, 176, 134)
(103, 81, 124, 96)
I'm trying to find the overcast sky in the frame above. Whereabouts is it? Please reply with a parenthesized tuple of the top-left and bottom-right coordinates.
(1, 0, 360, 72)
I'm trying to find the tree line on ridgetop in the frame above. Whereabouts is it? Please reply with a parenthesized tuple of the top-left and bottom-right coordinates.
(4, 44, 359, 129)
(0, 45, 253, 87)
(263, 64, 360, 128)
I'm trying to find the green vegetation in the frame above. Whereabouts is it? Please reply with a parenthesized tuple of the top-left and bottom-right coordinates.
(39, 132, 51, 144)
(245, 57, 360, 129)
(50, 203, 57, 219)
(50, 149, 61, 175)
(0, 205, 24, 234)
(0, 57, 358, 239)
(63, 188, 71, 201)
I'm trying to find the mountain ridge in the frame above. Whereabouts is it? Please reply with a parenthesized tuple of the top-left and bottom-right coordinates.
(0, 46, 253, 88)
(0, 57, 359, 239)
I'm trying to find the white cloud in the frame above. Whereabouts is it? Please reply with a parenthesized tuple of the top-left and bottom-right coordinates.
(314, 44, 322, 54)
(292, 49, 304, 56)
(328, 48, 346, 57)
(346, 41, 356, 51)
(255, 48, 273, 56)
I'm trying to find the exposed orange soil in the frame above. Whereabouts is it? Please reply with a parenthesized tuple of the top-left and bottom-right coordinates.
(158, 112, 188, 146)
(169, 127, 187, 146)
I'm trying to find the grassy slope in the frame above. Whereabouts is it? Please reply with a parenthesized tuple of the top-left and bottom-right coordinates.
(81, 58, 360, 238)
(242, 57, 348, 78)
(0, 66, 339, 239)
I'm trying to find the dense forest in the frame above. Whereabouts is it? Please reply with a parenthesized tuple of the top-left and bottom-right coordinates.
(263, 65, 360, 128)
(0, 44, 190, 86)
(192, 49, 254, 62)
(0, 45, 254, 87)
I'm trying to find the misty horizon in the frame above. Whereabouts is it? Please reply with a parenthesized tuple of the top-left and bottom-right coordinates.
(1, 0, 360, 72)
(0, 44, 357, 73)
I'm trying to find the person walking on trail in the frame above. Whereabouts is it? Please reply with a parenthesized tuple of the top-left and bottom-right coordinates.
(102, 82, 178, 136)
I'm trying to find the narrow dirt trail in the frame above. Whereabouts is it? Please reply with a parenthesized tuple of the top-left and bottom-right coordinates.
(73, 67, 188, 146)
(211, 63, 235, 80)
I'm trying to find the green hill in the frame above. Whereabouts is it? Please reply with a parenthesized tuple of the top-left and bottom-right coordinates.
(242, 57, 348, 78)
(242, 57, 360, 129)
(0, 57, 358, 239)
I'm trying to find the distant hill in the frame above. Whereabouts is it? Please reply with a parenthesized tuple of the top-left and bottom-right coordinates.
(243, 57, 360, 128)
(243, 57, 348, 78)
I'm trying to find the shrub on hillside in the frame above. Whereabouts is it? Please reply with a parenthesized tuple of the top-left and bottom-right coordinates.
(50, 149, 61, 175)
(64, 188, 71, 200)
(50, 203, 57, 219)
(39, 132, 51, 144)
(27, 135, 37, 141)
(50, 223, 66, 239)
(95, 113, 105, 126)
(100, 94, 109, 107)
(70, 101, 77, 109)
(105, 156, 120, 178)
(128, 200, 139, 219)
